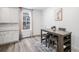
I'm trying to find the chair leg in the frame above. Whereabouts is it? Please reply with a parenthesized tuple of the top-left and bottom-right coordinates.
(48, 39, 51, 48)
(41, 39, 42, 43)
(53, 41, 54, 46)
(48, 36, 54, 48)
(46, 39, 47, 47)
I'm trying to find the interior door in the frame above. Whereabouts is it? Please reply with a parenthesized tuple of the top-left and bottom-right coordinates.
(22, 8, 32, 38)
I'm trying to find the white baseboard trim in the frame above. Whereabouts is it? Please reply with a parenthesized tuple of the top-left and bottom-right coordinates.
(22, 34, 41, 39)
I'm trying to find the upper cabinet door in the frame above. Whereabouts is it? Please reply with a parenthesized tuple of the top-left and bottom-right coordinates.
(0, 8, 19, 23)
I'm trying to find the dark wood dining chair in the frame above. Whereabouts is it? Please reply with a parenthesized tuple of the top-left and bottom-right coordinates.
(51, 26, 56, 31)
(58, 28, 66, 31)
(41, 32, 51, 47)
(48, 28, 66, 48)
(48, 34, 58, 48)
(47, 26, 57, 48)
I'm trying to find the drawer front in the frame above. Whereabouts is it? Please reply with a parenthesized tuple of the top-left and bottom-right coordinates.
(0, 23, 19, 31)
(0, 31, 19, 44)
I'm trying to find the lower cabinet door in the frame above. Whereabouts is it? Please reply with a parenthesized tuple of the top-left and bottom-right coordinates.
(0, 31, 19, 44)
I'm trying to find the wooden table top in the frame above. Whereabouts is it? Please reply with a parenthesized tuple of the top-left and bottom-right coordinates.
(41, 29, 72, 36)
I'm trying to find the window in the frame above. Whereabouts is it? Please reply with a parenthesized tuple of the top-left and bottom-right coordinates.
(23, 13, 30, 29)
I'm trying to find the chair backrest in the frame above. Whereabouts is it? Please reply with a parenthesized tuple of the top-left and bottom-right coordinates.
(58, 28, 66, 31)
(51, 26, 56, 31)
(51, 26, 56, 29)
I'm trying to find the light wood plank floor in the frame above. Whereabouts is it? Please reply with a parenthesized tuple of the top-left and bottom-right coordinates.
(0, 36, 56, 52)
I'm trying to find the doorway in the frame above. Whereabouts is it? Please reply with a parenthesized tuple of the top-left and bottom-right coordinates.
(20, 8, 32, 38)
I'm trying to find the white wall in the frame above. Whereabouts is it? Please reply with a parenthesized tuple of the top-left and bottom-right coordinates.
(41, 8, 56, 28)
(41, 7, 79, 51)
(32, 10, 42, 35)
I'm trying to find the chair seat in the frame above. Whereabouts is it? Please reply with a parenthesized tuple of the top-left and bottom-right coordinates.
(42, 34, 47, 37)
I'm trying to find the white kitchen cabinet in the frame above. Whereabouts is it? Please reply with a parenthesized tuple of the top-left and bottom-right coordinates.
(0, 8, 19, 23)
(0, 8, 19, 44)
(0, 31, 19, 44)
(0, 23, 19, 31)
